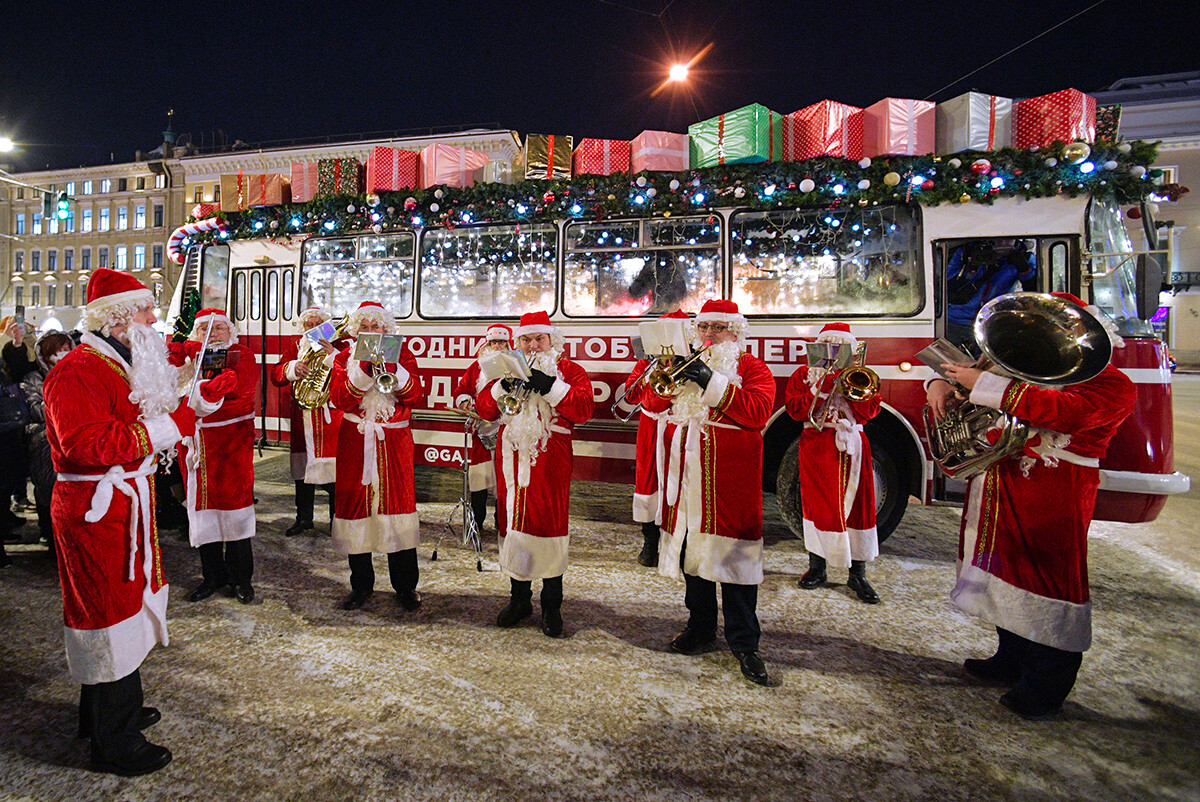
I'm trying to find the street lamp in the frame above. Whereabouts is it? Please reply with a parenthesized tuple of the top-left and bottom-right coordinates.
(0, 137, 13, 153)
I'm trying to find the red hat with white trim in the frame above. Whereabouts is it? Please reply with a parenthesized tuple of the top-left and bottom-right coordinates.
(347, 300, 394, 336)
(300, 305, 329, 321)
(193, 307, 231, 326)
(660, 309, 690, 319)
(514, 310, 553, 337)
(81, 268, 155, 332)
(695, 299, 745, 325)
(484, 323, 513, 343)
(817, 321, 856, 343)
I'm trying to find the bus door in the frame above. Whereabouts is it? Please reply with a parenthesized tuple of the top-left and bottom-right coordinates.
(229, 264, 298, 444)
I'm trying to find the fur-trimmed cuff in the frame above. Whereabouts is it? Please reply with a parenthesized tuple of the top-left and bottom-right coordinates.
(391, 364, 411, 391)
(490, 381, 506, 401)
(348, 359, 375, 392)
(969, 372, 1012, 410)
(702, 372, 730, 408)
(545, 378, 571, 406)
(284, 360, 300, 382)
(143, 414, 182, 451)
(454, 393, 474, 408)
(190, 390, 224, 418)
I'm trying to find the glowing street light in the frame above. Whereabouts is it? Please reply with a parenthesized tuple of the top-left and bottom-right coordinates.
(0, 136, 13, 153)
(668, 63, 689, 83)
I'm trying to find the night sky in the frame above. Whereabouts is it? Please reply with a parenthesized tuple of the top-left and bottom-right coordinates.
(2, 0, 1197, 171)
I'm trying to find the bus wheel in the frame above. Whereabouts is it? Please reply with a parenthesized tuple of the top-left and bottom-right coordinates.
(774, 433, 910, 545)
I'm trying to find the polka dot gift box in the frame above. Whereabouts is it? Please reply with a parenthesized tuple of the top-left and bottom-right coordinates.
(1013, 88, 1097, 149)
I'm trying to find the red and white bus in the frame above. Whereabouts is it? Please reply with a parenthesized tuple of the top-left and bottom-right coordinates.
(173, 192, 1188, 540)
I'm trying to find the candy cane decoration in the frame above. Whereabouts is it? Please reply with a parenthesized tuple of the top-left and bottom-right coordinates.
(167, 217, 227, 264)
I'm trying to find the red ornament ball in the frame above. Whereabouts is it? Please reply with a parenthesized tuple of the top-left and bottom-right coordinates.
(970, 159, 991, 175)
(543, 191, 556, 204)
(1127, 207, 1143, 219)
(921, 179, 935, 191)
(404, 198, 417, 211)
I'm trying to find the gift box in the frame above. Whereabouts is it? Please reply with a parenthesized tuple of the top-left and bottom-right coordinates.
(219, 173, 290, 212)
(935, 92, 1012, 154)
(290, 162, 319, 203)
(572, 138, 632, 175)
(1013, 88, 1097, 149)
(630, 130, 689, 172)
(689, 104, 783, 167)
(316, 158, 364, 197)
(522, 134, 573, 180)
(783, 101, 863, 160)
(1096, 104, 1122, 141)
(483, 158, 514, 184)
(418, 143, 489, 189)
(862, 97, 936, 157)
(366, 146, 419, 192)
(191, 203, 219, 219)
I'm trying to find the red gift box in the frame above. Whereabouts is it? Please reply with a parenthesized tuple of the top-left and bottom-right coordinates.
(630, 130, 689, 172)
(191, 203, 219, 219)
(783, 101, 864, 160)
(366, 146, 419, 192)
(219, 173, 290, 212)
(572, 138, 632, 175)
(1013, 88, 1097, 149)
(862, 97, 936, 157)
(418, 143, 489, 189)
(290, 162, 318, 203)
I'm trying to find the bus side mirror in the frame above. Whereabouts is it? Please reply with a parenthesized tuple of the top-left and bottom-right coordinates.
(1135, 253, 1165, 320)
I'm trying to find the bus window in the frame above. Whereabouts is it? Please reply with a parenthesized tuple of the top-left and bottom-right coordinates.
(418, 223, 557, 317)
(232, 270, 246, 321)
(282, 269, 294, 319)
(1087, 198, 1153, 336)
(1048, 242, 1068, 293)
(563, 217, 721, 316)
(301, 233, 416, 317)
(266, 270, 278, 321)
(730, 205, 923, 316)
(200, 243, 230, 309)
(250, 271, 262, 320)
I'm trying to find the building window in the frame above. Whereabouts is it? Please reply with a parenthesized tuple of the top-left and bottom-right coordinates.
(14, 287, 22, 306)
(32, 213, 42, 235)
(66, 182, 75, 195)
(15, 187, 24, 200)
(134, 245, 145, 270)
(118, 178, 128, 192)
(15, 213, 24, 235)
(155, 174, 165, 189)
(64, 249, 74, 271)
(65, 211, 75, 233)
(213, 185, 221, 203)
(48, 217, 59, 235)
(64, 283, 74, 306)
(116, 246, 127, 270)
(83, 180, 93, 195)
(99, 247, 108, 268)
(134, 205, 146, 229)
(47, 284, 56, 306)
(47, 184, 57, 193)
(152, 244, 163, 269)
(136, 177, 146, 190)
(47, 250, 57, 272)
(81, 248, 91, 271)
(153, 204, 163, 227)
(30, 285, 39, 306)
(99, 208, 110, 231)
(193, 186, 203, 203)
(82, 208, 93, 232)
(31, 252, 41, 272)
(14, 253, 23, 273)
(117, 207, 128, 230)
(101, 179, 111, 193)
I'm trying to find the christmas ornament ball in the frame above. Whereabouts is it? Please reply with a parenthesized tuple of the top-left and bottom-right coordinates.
(799, 178, 816, 193)
(921, 179, 935, 190)
(858, 179, 871, 190)
(858, 157, 872, 169)
(970, 159, 991, 175)
(366, 193, 380, 206)
(1062, 142, 1091, 164)
(1131, 166, 1147, 178)
(883, 172, 901, 187)
(948, 158, 962, 168)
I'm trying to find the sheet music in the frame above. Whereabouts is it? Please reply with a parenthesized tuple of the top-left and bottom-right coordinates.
(637, 319, 690, 358)
(478, 349, 532, 383)
(303, 321, 337, 345)
(352, 333, 404, 363)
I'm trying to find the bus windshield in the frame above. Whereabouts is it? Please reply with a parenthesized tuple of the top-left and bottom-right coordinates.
(1087, 198, 1154, 337)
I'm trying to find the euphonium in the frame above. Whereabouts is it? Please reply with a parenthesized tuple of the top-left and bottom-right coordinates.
(294, 315, 351, 410)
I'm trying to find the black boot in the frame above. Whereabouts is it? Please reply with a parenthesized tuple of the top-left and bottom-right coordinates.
(470, 490, 488, 532)
(637, 522, 659, 567)
(540, 576, 564, 637)
(497, 579, 533, 627)
(847, 560, 880, 604)
(798, 553, 827, 589)
(286, 482, 315, 536)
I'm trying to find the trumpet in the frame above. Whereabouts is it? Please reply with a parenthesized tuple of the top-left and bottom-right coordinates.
(497, 381, 529, 416)
(648, 344, 711, 398)
(807, 343, 880, 430)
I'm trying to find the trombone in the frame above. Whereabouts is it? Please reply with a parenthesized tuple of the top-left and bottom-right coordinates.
(807, 342, 880, 430)
(612, 358, 659, 423)
(647, 344, 712, 398)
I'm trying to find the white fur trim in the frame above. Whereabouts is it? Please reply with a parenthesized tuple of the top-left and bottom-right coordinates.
(189, 387, 224, 418)
(499, 529, 569, 580)
(187, 504, 255, 546)
(284, 359, 300, 382)
(304, 456, 337, 486)
(817, 330, 857, 344)
(969, 372, 1013, 410)
(454, 392, 474, 408)
(468, 461, 497, 492)
(82, 289, 155, 333)
(332, 512, 420, 554)
(951, 562, 1092, 651)
(545, 377, 571, 406)
(490, 381, 506, 401)
(514, 324, 554, 337)
(192, 311, 231, 326)
(632, 491, 659, 523)
(695, 310, 747, 326)
(701, 371, 730, 407)
(63, 585, 169, 684)
(391, 364, 411, 391)
(348, 359, 376, 392)
(802, 519, 879, 568)
(143, 414, 182, 452)
(682, 530, 764, 585)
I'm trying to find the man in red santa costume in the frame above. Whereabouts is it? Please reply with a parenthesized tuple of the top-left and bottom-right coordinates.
(784, 322, 883, 603)
(476, 311, 594, 637)
(454, 323, 512, 532)
(621, 309, 689, 568)
(170, 308, 259, 605)
(45, 268, 196, 775)
(656, 299, 775, 685)
(927, 292, 1136, 720)
(270, 305, 344, 536)
(328, 300, 425, 611)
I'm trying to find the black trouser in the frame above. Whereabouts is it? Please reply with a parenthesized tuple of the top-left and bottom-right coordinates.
(198, 539, 253, 587)
(348, 548, 418, 595)
(683, 572, 761, 653)
(295, 481, 335, 524)
(470, 490, 488, 530)
(509, 575, 563, 610)
(996, 627, 1084, 709)
(79, 669, 146, 762)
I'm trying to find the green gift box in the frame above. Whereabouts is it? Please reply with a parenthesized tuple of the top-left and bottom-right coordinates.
(688, 103, 784, 168)
(316, 158, 364, 197)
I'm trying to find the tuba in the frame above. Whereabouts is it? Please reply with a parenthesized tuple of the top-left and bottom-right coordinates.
(294, 316, 351, 409)
(920, 292, 1112, 479)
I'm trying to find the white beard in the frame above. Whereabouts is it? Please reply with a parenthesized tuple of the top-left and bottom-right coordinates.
(503, 348, 560, 487)
(667, 340, 741, 426)
(360, 385, 397, 424)
(126, 323, 179, 420)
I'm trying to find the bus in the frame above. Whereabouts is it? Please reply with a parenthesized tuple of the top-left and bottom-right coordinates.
(172, 170, 1188, 541)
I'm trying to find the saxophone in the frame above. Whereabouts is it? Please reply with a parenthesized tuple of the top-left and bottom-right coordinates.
(293, 316, 350, 410)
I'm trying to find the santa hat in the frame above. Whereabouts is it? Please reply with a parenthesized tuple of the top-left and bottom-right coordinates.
(816, 321, 857, 344)
(189, 307, 239, 343)
(660, 309, 690, 320)
(1051, 291, 1124, 348)
(81, 268, 155, 333)
(299, 305, 330, 323)
(485, 323, 513, 343)
(346, 300, 395, 337)
(695, 299, 745, 326)
(514, 310, 554, 337)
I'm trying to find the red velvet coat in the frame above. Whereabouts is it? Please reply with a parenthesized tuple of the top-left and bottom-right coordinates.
(476, 355, 594, 580)
(622, 358, 672, 524)
(953, 363, 1136, 652)
(270, 335, 344, 485)
(784, 364, 882, 567)
(657, 351, 775, 585)
(328, 343, 425, 555)
(453, 360, 500, 492)
(45, 333, 183, 683)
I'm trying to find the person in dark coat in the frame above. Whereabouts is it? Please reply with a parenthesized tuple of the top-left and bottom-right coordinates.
(21, 331, 75, 552)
